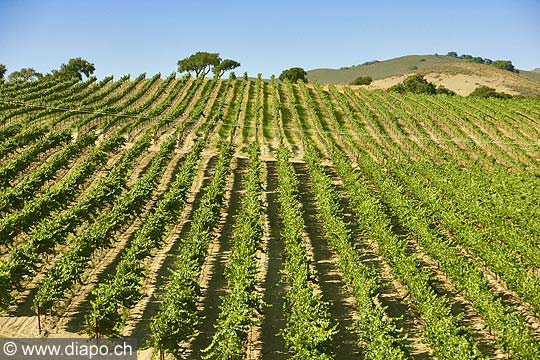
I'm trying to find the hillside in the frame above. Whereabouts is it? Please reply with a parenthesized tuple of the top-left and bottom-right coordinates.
(308, 55, 461, 83)
(369, 62, 540, 96)
(1, 76, 540, 359)
(524, 69, 540, 82)
(308, 54, 540, 96)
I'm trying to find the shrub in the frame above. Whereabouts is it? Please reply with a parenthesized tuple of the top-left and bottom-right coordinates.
(350, 76, 372, 85)
(469, 57, 485, 64)
(389, 74, 435, 94)
(469, 86, 512, 99)
(435, 85, 456, 96)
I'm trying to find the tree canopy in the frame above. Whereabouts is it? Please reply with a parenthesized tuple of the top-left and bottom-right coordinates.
(178, 52, 221, 77)
(390, 74, 436, 94)
(446, 52, 517, 72)
(435, 85, 456, 96)
(8, 68, 43, 82)
(491, 60, 517, 73)
(213, 59, 240, 78)
(52, 58, 95, 80)
(350, 75, 372, 85)
(389, 74, 455, 95)
(279, 67, 308, 82)
(0, 64, 7, 80)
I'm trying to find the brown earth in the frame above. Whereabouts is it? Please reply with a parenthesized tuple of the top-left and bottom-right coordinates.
(368, 62, 540, 96)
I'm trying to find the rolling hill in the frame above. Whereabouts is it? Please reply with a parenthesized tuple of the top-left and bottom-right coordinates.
(308, 55, 461, 83)
(308, 54, 540, 96)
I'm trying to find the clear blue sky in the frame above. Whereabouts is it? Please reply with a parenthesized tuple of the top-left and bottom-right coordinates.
(1, 0, 539, 79)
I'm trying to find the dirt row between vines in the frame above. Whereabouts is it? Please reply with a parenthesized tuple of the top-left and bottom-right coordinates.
(122, 150, 217, 340)
(52, 147, 187, 335)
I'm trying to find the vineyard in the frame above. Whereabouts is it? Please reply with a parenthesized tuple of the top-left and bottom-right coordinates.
(1, 72, 540, 360)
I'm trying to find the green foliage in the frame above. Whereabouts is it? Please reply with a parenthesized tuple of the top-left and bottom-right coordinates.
(360, 60, 380, 66)
(0, 135, 124, 311)
(389, 75, 455, 96)
(279, 67, 308, 82)
(389, 74, 436, 94)
(0, 64, 6, 80)
(178, 52, 241, 79)
(276, 146, 337, 358)
(0, 133, 96, 213)
(213, 59, 240, 78)
(8, 68, 43, 82)
(0, 130, 72, 189)
(435, 85, 456, 96)
(447, 52, 518, 72)
(178, 51, 221, 77)
(203, 143, 264, 359)
(350, 75, 372, 85)
(85, 137, 207, 338)
(469, 56, 485, 64)
(469, 85, 512, 99)
(150, 142, 233, 358)
(492, 60, 517, 72)
(484, 58, 516, 70)
(4, 68, 540, 360)
(304, 142, 411, 359)
(33, 136, 176, 317)
(52, 58, 96, 80)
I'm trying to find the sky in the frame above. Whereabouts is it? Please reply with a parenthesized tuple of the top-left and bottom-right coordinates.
(1, 0, 539, 79)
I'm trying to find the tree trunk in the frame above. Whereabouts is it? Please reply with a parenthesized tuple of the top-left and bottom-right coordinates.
(203, 66, 211, 78)
(37, 306, 41, 334)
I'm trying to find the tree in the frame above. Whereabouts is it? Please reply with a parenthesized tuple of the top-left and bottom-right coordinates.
(389, 74, 436, 94)
(492, 60, 516, 72)
(213, 59, 240, 79)
(8, 68, 43, 82)
(279, 67, 307, 82)
(447, 51, 458, 57)
(52, 58, 95, 80)
(0, 64, 7, 80)
(177, 52, 221, 77)
(350, 75, 372, 85)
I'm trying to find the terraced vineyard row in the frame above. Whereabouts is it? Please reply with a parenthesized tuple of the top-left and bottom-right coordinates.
(0, 74, 539, 360)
